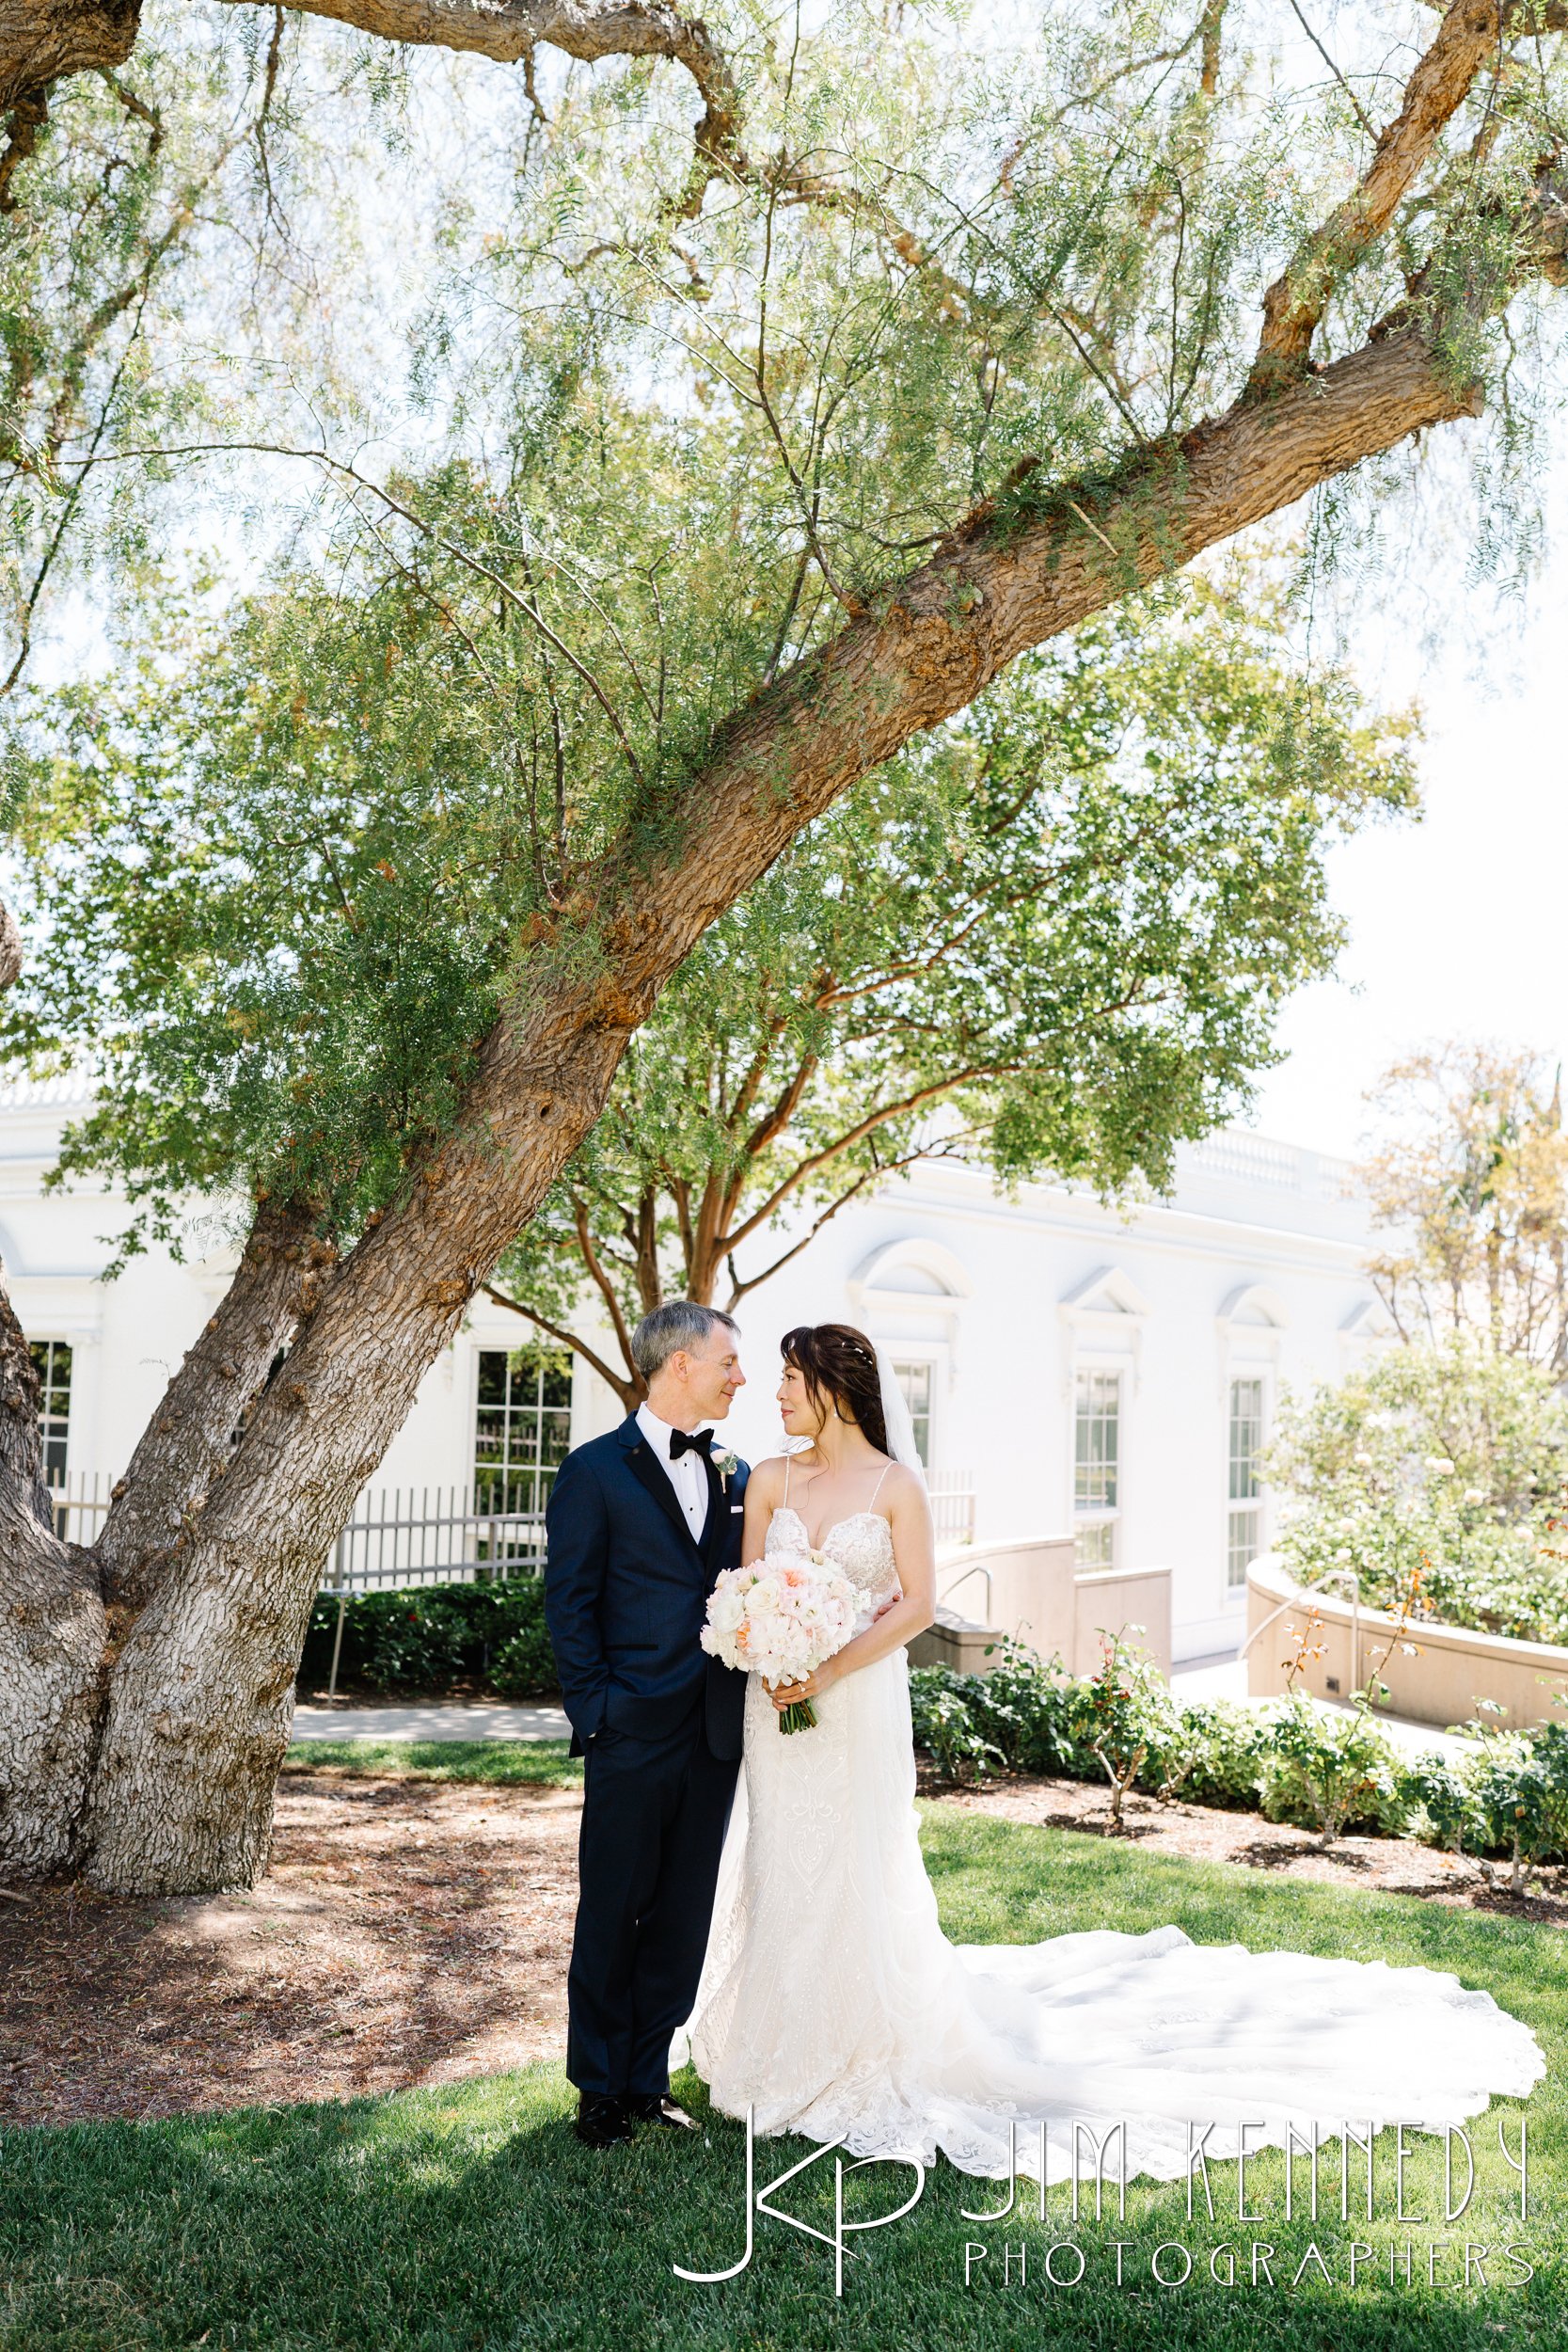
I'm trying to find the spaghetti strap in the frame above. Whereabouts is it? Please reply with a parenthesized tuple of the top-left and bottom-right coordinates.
(868, 1459, 893, 1510)
(784, 1452, 791, 1508)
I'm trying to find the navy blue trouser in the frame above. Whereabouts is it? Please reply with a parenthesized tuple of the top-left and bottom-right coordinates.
(565, 1693, 740, 2098)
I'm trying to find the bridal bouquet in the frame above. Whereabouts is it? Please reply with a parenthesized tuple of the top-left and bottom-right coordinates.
(700, 1549, 859, 1733)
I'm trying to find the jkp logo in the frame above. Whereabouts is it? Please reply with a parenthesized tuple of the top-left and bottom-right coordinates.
(673, 2106, 926, 2296)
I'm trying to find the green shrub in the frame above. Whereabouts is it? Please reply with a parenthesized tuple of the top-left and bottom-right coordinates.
(1463, 1716, 1568, 1891)
(963, 1634, 1090, 1774)
(1265, 1337, 1568, 1644)
(488, 1581, 558, 1698)
(1070, 1628, 1179, 1828)
(1397, 1751, 1478, 1855)
(908, 1665, 1006, 1785)
(1139, 1697, 1274, 1810)
(1254, 1690, 1409, 1844)
(299, 1575, 558, 1696)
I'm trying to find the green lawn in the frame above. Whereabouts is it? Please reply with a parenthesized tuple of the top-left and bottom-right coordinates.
(280, 1738, 582, 1788)
(2, 1777, 1560, 2351)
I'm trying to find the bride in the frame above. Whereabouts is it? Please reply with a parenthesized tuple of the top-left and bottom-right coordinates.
(673, 1320, 1545, 2186)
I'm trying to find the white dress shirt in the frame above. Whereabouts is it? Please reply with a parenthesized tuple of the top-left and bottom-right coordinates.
(635, 1401, 711, 1540)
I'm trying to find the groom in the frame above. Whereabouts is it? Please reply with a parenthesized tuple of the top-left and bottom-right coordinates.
(544, 1301, 751, 2149)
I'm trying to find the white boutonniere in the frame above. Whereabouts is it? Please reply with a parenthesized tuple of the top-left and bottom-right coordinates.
(712, 1446, 740, 1490)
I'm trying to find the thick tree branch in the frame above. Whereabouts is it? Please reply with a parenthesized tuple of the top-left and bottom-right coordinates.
(0, 1, 740, 215)
(0, 0, 140, 119)
(92, 1197, 334, 1611)
(1248, 0, 1512, 396)
(221, 0, 741, 197)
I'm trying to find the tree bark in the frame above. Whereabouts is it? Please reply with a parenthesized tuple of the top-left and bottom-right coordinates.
(0, 1260, 105, 1880)
(1, 1, 737, 224)
(93, 1197, 333, 1610)
(1248, 0, 1508, 395)
(77, 320, 1496, 1893)
(0, 0, 138, 116)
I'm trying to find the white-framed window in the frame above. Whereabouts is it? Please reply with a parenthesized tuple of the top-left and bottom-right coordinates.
(473, 1345, 572, 1517)
(890, 1356, 933, 1468)
(1227, 1375, 1265, 1591)
(29, 1339, 71, 1484)
(1073, 1367, 1121, 1569)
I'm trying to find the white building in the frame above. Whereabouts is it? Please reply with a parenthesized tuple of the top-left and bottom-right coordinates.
(0, 1077, 1390, 1665)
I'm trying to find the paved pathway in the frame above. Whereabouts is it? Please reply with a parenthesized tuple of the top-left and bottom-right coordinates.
(1170, 1656, 1480, 1763)
(291, 1662, 1482, 1761)
(292, 1701, 572, 1742)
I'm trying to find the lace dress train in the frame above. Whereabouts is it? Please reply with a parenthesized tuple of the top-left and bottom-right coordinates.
(672, 1505, 1545, 2185)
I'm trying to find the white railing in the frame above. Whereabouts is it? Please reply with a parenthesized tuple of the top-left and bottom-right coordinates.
(44, 1470, 110, 1542)
(40, 1470, 546, 1589)
(928, 1469, 975, 1547)
(1183, 1131, 1356, 1202)
(322, 1483, 546, 1595)
(47, 1464, 977, 1582)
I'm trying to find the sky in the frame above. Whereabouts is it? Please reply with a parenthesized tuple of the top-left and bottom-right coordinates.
(1243, 452, 1568, 1164)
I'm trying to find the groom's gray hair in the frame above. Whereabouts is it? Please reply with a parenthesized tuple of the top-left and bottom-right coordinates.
(631, 1300, 739, 1382)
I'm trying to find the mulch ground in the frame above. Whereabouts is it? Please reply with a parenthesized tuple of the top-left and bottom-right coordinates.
(2, 1764, 1560, 2132)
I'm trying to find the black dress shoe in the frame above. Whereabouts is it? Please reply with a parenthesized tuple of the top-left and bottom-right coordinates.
(575, 2091, 633, 2149)
(624, 2091, 699, 2131)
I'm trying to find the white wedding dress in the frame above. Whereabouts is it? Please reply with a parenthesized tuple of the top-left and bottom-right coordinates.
(673, 1498, 1545, 2185)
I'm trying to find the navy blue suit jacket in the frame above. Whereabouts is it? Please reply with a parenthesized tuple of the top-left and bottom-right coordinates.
(544, 1414, 751, 1762)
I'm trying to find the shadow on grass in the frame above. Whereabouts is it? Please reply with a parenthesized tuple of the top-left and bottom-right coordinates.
(1, 1826, 1562, 2352)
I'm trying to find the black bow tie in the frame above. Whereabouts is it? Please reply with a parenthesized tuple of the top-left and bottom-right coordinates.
(669, 1426, 714, 1460)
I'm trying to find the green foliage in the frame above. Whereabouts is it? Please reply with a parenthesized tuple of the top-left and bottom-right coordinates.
(1463, 1713, 1568, 1894)
(300, 1577, 555, 1697)
(492, 569, 1418, 1354)
(0, 2, 1561, 1293)
(0, 14, 387, 691)
(905, 1664, 1008, 1787)
(0, 3, 1560, 794)
(1265, 1337, 1568, 1644)
(1070, 1625, 1179, 1824)
(1254, 1689, 1409, 1844)
(0, 561, 1418, 1278)
(957, 1632, 1091, 1776)
(488, 1601, 561, 1702)
(1401, 1751, 1478, 1856)
(1139, 1695, 1275, 1811)
(908, 1641, 1568, 1876)
(2, 581, 542, 1252)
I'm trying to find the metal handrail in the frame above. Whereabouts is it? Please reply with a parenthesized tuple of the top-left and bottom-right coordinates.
(937, 1561, 993, 1622)
(1238, 1561, 1362, 1695)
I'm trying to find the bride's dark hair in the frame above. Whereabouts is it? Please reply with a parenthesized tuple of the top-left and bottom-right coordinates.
(781, 1323, 891, 1456)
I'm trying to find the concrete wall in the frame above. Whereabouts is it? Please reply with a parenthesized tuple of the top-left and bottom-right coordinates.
(1245, 1554, 1568, 1734)
(907, 1535, 1172, 1681)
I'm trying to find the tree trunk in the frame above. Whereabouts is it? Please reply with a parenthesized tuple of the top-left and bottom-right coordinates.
(93, 1197, 331, 1609)
(0, 1282, 105, 1879)
(80, 1015, 634, 1892)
